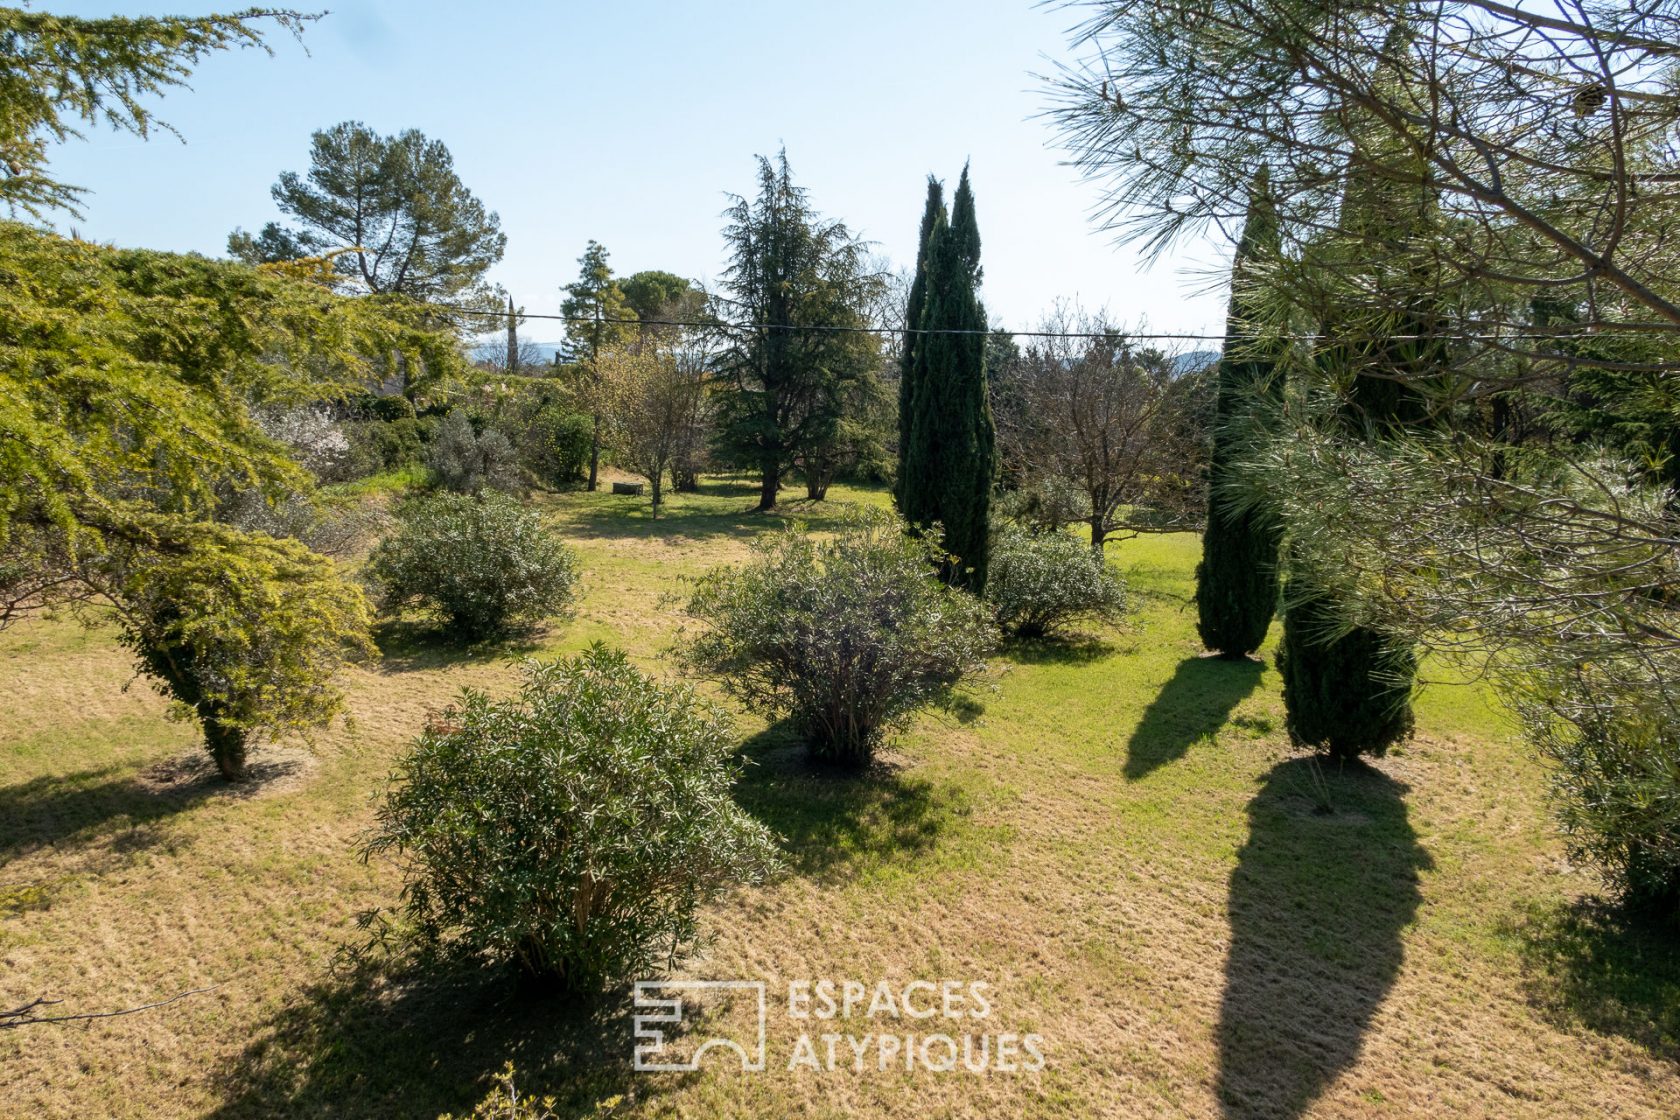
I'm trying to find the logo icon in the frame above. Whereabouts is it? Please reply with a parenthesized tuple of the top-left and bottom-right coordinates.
(632, 980, 767, 1072)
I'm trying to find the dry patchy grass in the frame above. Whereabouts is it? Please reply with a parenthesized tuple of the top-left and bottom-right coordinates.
(1, 478, 1676, 1118)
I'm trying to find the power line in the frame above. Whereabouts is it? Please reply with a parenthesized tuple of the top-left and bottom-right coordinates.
(428, 299, 1680, 347)
(440, 301, 1225, 341)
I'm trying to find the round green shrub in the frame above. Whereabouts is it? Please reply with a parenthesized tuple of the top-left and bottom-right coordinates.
(679, 515, 997, 768)
(1524, 670, 1680, 926)
(986, 526, 1126, 639)
(527, 405, 594, 486)
(363, 645, 781, 991)
(368, 492, 578, 640)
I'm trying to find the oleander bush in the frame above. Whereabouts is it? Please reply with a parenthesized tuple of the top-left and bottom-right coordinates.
(680, 515, 997, 768)
(362, 646, 780, 991)
(986, 525, 1127, 639)
(368, 492, 578, 640)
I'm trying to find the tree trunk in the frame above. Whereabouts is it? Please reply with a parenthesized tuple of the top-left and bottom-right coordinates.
(806, 467, 831, 501)
(587, 412, 602, 492)
(650, 473, 662, 520)
(757, 460, 780, 512)
(1090, 520, 1108, 554)
(204, 716, 248, 782)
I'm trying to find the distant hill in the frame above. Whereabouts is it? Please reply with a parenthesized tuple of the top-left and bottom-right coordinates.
(1172, 349, 1220, 375)
(468, 340, 567, 366)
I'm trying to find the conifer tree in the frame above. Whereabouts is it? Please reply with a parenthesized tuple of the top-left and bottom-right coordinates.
(505, 295, 520, 373)
(1278, 28, 1434, 756)
(901, 166, 996, 590)
(1196, 170, 1284, 657)
(561, 241, 635, 491)
(895, 176, 944, 509)
(712, 151, 880, 512)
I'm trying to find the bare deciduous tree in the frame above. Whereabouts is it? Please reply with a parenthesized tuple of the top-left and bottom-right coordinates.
(996, 309, 1208, 551)
(597, 327, 711, 518)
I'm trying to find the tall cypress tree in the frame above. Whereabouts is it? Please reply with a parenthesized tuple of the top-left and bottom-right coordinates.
(1278, 288, 1432, 755)
(1278, 27, 1434, 757)
(902, 165, 995, 590)
(1196, 170, 1284, 657)
(896, 177, 944, 510)
(505, 295, 520, 373)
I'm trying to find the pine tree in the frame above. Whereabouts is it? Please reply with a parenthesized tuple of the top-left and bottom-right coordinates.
(902, 165, 996, 590)
(1196, 170, 1284, 657)
(895, 176, 944, 510)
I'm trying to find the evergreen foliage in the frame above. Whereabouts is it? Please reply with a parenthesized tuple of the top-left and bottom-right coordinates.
(679, 515, 997, 768)
(711, 151, 882, 512)
(264, 121, 506, 306)
(362, 646, 780, 991)
(896, 176, 943, 506)
(987, 525, 1127, 639)
(425, 409, 521, 494)
(0, 223, 465, 777)
(1278, 56, 1437, 757)
(1277, 558, 1417, 758)
(100, 520, 374, 781)
(0, 5, 311, 219)
(1196, 172, 1284, 657)
(898, 165, 997, 589)
(368, 492, 579, 641)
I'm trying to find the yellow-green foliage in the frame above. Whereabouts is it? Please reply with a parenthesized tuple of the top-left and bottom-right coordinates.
(99, 516, 375, 778)
(0, 222, 459, 776)
(0, 6, 312, 218)
(0, 221, 465, 549)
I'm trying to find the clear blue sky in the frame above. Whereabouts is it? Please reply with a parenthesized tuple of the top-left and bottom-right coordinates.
(42, 1, 1232, 347)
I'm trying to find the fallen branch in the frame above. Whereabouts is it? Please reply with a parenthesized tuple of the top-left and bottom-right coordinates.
(0, 986, 216, 1029)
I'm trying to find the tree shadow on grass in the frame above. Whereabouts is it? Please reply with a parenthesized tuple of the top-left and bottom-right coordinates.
(1218, 758, 1430, 1119)
(206, 960, 679, 1120)
(731, 721, 967, 881)
(0, 755, 300, 868)
(370, 620, 547, 675)
(1508, 898, 1680, 1062)
(554, 477, 869, 545)
(1001, 635, 1121, 667)
(1123, 656, 1263, 781)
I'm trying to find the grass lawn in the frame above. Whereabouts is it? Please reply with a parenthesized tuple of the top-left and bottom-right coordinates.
(2, 478, 1677, 1118)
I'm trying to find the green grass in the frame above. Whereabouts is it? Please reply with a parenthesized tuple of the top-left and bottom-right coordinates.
(1, 481, 1676, 1119)
(322, 462, 431, 497)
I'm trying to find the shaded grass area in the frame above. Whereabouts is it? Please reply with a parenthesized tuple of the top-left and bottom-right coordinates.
(732, 721, 988, 883)
(1218, 759, 1430, 1119)
(206, 962, 667, 1120)
(1124, 656, 1264, 781)
(1508, 899, 1680, 1062)
(0, 754, 303, 868)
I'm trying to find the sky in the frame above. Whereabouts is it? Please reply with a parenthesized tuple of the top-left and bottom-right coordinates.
(42, 1, 1233, 348)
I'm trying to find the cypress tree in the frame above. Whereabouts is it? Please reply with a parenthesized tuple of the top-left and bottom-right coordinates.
(1196, 170, 1284, 657)
(903, 165, 995, 590)
(1278, 28, 1435, 757)
(505, 295, 519, 372)
(896, 177, 944, 511)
